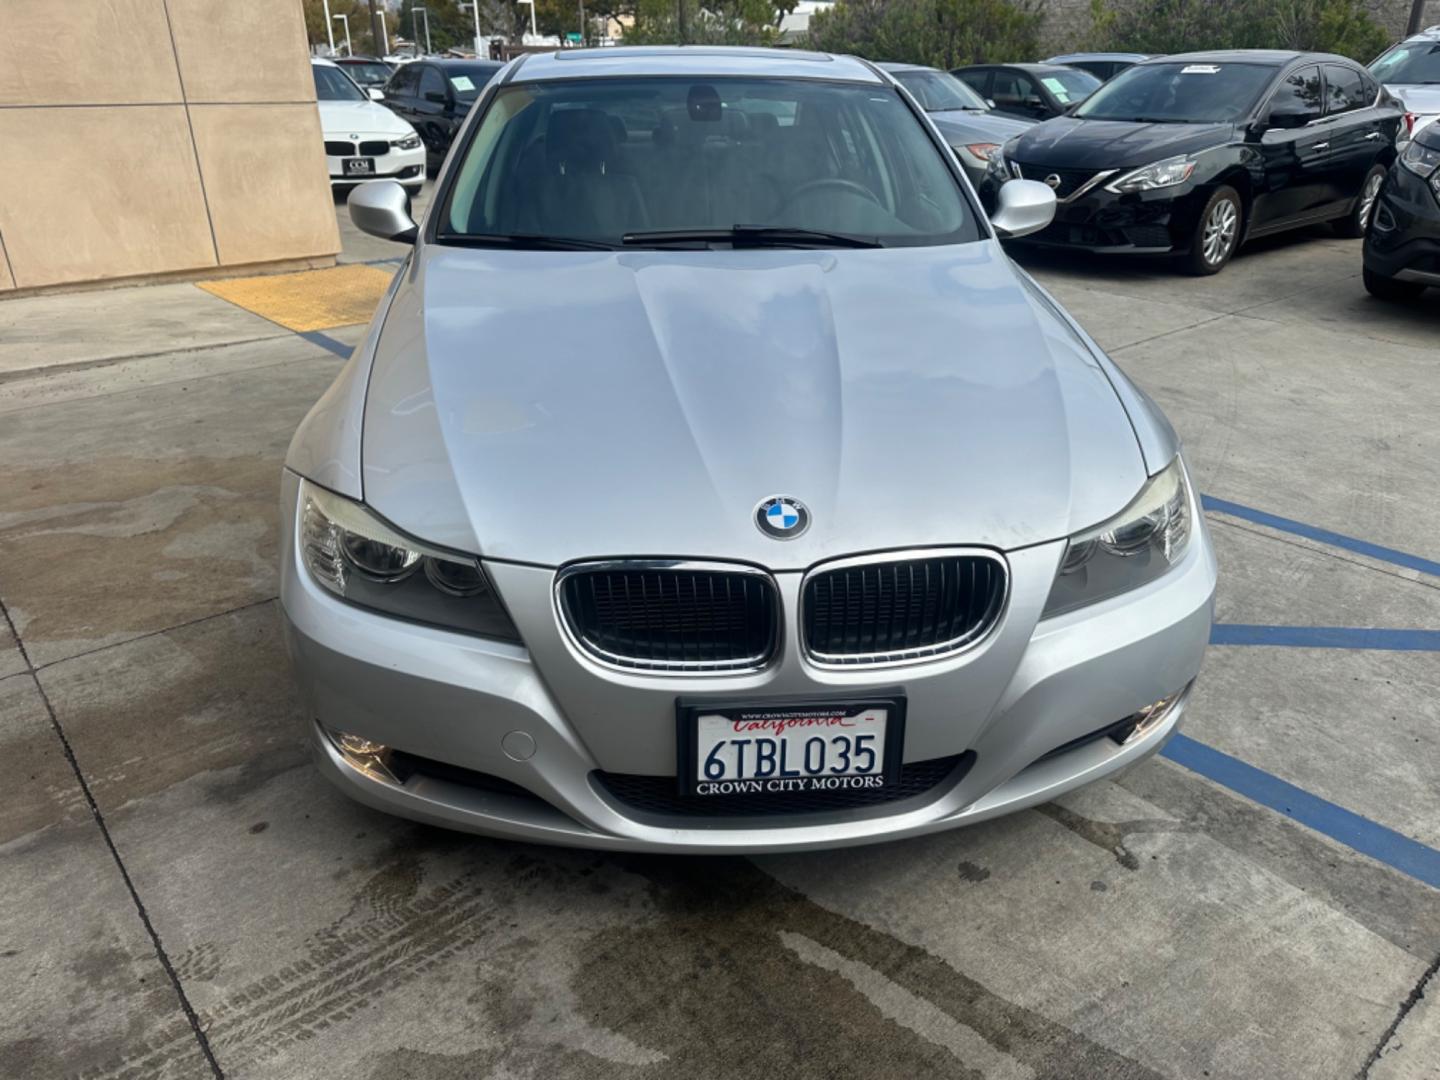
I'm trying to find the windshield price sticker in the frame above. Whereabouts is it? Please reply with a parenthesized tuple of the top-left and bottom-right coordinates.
(1182, 65, 1222, 75)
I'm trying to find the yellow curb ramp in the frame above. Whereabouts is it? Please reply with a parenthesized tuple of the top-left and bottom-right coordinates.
(196, 264, 392, 332)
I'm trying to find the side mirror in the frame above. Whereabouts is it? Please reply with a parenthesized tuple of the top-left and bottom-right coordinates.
(986, 98, 997, 109)
(348, 180, 418, 243)
(990, 179, 1057, 239)
(425, 91, 448, 104)
(367, 87, 384, 102)
(1266, 105, 1317, 130)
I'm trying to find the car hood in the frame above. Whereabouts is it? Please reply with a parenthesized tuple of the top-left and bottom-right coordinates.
(928, 109, 1036, 146)
(361, 242, 1147, 569)
(316, 98, 414, 138)
(1007, 116, 1235, 168)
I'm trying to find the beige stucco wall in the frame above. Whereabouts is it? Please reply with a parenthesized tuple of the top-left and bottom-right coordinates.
(0, 0, 340, 292)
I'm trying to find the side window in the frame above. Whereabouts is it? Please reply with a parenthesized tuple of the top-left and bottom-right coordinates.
(389, 63, 417, 96)
(1324, 64, 1369, 114)
(1267, 65, 1323, 121)
(419, 66, 447, 101)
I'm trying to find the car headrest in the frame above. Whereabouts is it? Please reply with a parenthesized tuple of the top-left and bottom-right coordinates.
(546, 108, 615, 174)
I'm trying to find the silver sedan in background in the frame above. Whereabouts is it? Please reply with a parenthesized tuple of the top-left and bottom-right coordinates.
(281, 47, 1216, 853)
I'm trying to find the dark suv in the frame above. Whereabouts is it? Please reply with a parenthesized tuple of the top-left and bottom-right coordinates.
(383, 59, 504, 170)
(990, 50, 1404, 274)
(1364, 121, 1440, 299)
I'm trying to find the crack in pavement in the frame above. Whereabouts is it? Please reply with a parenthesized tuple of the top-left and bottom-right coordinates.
(1358, 948, 1440, 1079)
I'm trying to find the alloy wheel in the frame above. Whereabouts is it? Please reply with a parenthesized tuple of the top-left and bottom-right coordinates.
(1358, 172, 1383, 230)
(1202, 199, 1238, 266)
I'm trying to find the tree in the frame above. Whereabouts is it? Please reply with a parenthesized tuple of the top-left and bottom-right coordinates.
(1084, 0, 1389, 63)
(805, 0, 1043, 67)
(624, 0, 796, 45)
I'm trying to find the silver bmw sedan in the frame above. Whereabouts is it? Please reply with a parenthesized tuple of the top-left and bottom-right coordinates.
(281, 47, 1216, 852)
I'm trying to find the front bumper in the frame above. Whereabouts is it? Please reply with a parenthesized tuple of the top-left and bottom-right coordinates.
(1364, 165, 1440, 285)
(325, 142, 426, 186)
(1008, 179, 1204, 255)
(279, 470, 1217, 853)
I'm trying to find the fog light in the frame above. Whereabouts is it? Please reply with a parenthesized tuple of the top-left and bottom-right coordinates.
(328, 728, 399, 784)
(1113, 685, 1189, 746)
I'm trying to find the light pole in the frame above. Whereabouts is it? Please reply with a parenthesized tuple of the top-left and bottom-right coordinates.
(322, 0, 335, 53)
(332, 13, 352, 56)
(460, 1, 481, 56)
(413, 5, 432, 55)
(518, 0, 537, 40)
(377, 10, 389, 54)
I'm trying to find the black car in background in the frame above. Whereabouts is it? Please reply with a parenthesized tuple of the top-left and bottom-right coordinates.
(951, 63, 1102, 120)
(382, 58, 504, 170)
(1364, 120, 1440, 299)
(1043, 53, 1153, 82)
(989, 51, 1404, 274)
(335, 56, 394, 98)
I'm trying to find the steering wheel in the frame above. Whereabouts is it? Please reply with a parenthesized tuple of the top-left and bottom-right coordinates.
(782, 178, 881, 210)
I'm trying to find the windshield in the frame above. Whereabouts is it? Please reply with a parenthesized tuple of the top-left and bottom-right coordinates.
(1371, 42, 1440, 84)
(313, 64, 366, 102)
(449, 66, 501, 102)
(343, 61, 392, 87)
(1074, 62, 1274, 122)
(440, 77, 979, 248)
(892, 69, 988, 112)
(1037, 69, 1101, 103)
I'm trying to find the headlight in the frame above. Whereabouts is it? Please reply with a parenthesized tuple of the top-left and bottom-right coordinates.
(1400, 139, 1440, 195)
(298, 480, 520, 641)
(986, 143, 1010, 182)
(1042, 457, 1193, 618)
(1106, 155, 1197, 194)
(392, 134, 422, 151)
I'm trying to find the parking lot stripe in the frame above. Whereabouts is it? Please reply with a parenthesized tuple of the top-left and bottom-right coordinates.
(1162, 734, 1440, 890)
(1211, 625, 1440, 650)
(1203, 495, 1440, 579)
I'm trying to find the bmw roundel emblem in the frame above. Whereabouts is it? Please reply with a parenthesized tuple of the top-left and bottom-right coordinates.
(755, 495, 810, 540)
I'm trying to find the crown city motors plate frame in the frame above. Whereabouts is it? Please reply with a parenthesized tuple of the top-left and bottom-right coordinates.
(675, 695, 907, 800)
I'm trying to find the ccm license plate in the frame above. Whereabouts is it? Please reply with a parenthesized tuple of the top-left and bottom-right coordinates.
(678, 699, 904, 799)
(343, 157, 376, 176)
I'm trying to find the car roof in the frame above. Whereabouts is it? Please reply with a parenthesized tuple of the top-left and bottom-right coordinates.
(1044, 52, 1151, 63)
(962, 62, 1093, 74)
(1403, 24, 1440, 41)
(311, 58, 337, 68)
(509, 46, 883, 85)
(336, 55, 386, 63)
(427, 58, 503, 69)
(875, 62, 938, 73)
(1140, 49, 1352, 67)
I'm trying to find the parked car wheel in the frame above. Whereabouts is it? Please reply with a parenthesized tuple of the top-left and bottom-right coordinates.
(1335, 165, 1388, 239)
(1180, 186, 1242, 275)
(1362, 265, 1426, 301)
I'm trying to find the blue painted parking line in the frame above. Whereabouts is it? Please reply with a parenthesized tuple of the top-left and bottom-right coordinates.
(1162, 734, 1440, 889)
(297, 330, 353, 358)
(1203, 494, 1440, 578)
(1211, 625, 1440, 650)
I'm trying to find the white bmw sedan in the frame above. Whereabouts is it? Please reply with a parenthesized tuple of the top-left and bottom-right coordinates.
(281, 47, 1216, 853)
(311, 58, 425, 194)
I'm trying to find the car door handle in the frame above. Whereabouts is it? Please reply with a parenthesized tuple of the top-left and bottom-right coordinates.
(1310, 141, 1330, 151)
(1365, 131, 1383, 140)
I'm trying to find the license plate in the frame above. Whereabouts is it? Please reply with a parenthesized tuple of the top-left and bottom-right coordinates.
(344, 157, 375, 176)
(677, 698, 904, 798)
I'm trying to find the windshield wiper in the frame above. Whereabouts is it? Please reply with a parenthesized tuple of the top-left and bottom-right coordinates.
(622, 225, 883, 249)
(435, 232, 618, 251)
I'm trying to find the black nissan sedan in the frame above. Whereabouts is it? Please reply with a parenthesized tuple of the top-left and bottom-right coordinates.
(989, 51, 1405, 273)
(1363, 121, 1440, 299)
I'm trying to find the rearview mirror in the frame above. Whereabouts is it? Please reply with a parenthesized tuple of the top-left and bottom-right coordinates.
(348, 180, 418, 243)
(990, 179, 1057, 239)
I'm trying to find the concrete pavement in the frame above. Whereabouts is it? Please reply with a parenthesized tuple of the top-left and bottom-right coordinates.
(0, 188, 1436, 1079)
